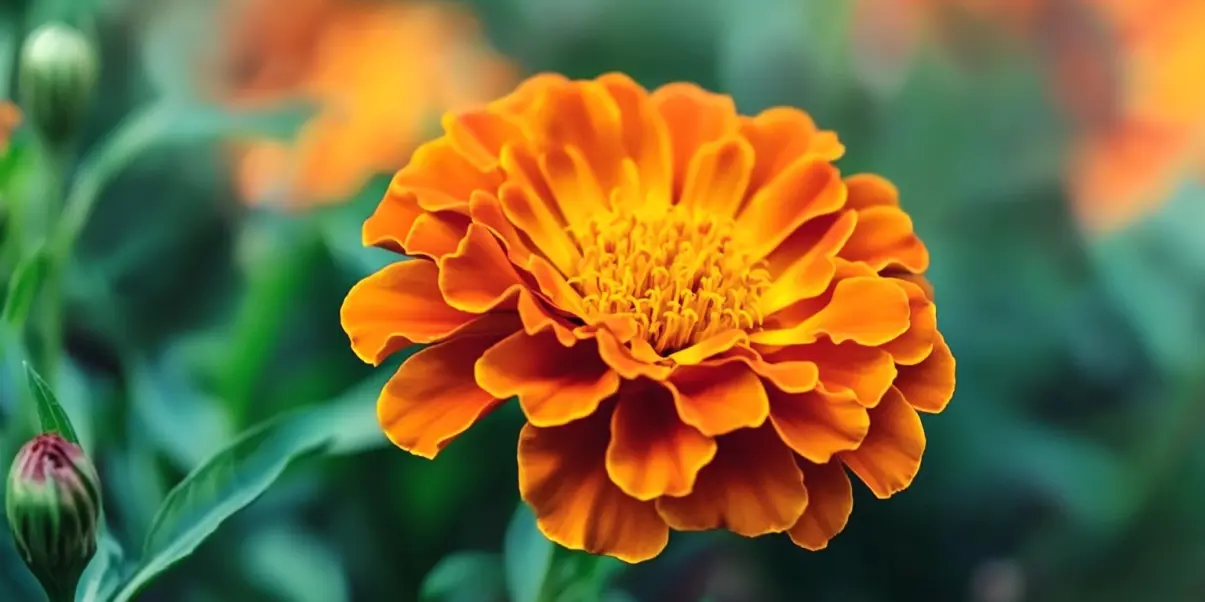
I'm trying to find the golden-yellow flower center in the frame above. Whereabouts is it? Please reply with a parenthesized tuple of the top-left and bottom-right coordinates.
(567, 206, 771, 353)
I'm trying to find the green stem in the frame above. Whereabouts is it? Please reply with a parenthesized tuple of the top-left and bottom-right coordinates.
(34, 141, 71, 385)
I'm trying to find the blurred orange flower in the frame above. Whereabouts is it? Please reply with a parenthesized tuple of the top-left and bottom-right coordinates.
(214, 0, 516, 208)
(850, 0, 1205, 233)
(340, 73, 956, 561)
(0, 101, 21, 154)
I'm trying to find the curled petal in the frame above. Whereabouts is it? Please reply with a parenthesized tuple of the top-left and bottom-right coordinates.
(394, 138, 498, 212)
(439, 223, 526, 313)
(597, 330, 673, 381)
(766, 341, 896, 407)
(378, 325, 515, 459)
(443, 109, 525, 171)
(768, 387, 869, 463)
(679, 137, 755, 217)
(881, 278, 937, 365)
(518, 409, 670, 563)
(606, 382, 717, 500)
(788, 459, 853, 551)
(752, 277, 911, 347)
(841, 205, 930, 273)
(840, 387, 926, 498)
(669, 360, 769, 436)
(599, 73, 672, 205)
(844, 173, 900, 210)
(656, 426, 807, 536)
(761, 211, 858, 316)
(476, 331, 619, 427)
(737, 158, 847, 261)
(341, 260, 476, 365)
(496, 175, 582, 275)
(895, 333, 956, 413)
(651, 82, 740, 200)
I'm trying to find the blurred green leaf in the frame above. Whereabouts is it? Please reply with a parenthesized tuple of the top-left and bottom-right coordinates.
(24, 361, 80, 443)
(504, 503, 556, 602)
(242, 525, 349, 602)
(2, 246, 47, 326)
(420, 552, 506, 602)
(76, 531, 127, 602)
(110, 408, 337, 602)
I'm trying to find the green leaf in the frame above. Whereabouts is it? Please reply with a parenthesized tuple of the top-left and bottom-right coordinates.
(420, 552, 507, 602)
(109, 408, 337, 602)
(504, 503, 556, 602)
(24, 361, 80, 443)
(75, 531, 127, 602)
(2, 247, 47, 326)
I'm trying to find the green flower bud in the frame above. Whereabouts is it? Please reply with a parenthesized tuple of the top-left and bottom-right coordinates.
(5, 433, 102, 601)
(18, 22, 99, 147)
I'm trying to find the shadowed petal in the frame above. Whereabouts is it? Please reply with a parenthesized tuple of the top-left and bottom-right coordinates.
(378, 324, 516, 459)
(606, 382, 717, 500)
(669, 360, 769, 436)
(840, 387, 926, 498)
(656, 426, 808, 536)
(895, 333, 956, 413)
(788, 459, 853, 550)
(519, 408, 670, 563)
(341, 260, 476, 365)
(768, 386, 869, 463)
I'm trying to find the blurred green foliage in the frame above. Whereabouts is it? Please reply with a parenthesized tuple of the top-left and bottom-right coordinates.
(1, 0, 1205, 600)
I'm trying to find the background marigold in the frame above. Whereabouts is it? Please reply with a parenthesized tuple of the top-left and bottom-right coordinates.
(340, 72, 956, 562)
(211, 0, 517, 208)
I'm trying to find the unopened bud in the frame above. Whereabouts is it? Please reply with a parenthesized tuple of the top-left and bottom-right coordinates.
(18, 23, 99, 147)
(5, 433, 102, 600)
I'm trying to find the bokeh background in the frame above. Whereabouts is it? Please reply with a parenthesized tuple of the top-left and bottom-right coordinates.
(3, 0, 1205, 600)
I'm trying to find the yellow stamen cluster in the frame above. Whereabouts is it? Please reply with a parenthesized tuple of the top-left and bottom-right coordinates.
(567, 206, 770, 353)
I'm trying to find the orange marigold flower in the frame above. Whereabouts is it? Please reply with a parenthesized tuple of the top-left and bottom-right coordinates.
(212, 0, 516, 208)
(340, 73, 957, 562)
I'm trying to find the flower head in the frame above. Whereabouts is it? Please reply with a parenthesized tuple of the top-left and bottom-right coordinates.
(5, 433, 102, 598)
(212, 0, 516, 208)
(341, 73, 956, 562)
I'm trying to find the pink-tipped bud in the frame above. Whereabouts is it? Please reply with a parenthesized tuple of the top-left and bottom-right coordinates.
(5, 433, 102, 600)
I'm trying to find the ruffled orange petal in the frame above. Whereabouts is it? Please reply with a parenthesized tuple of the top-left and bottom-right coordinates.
(651, 83, 741, 200)
(895, 333, 956, 413)
(679, 137, 755, 217)
(606, 382, 717, 500)
(843, 173, 900, 210)
(475, 330, 619, 428)
(438, 223, 526, 312)
(377, 325, 515, 458)
(443, 109, 525, 171)
(655, 426, 807, 536)
(597, 73, 672, 206)
(840, 205, 930, 273)
(496, 177, 582, 275)
(394, 137, 498, 212)
(761, 210, 858, 316)
(596, 330, 674, 381)
(787, 459, 853, 551)
(881, 278, 937, 365)
(340, 260, 477, 365)
(734, 346, 819, 394)
(363, 184, 467, 258)
(736, 158, 847, 261)
(768, 387, 869, 463)
(752, 277, 911, 347)
(764, 341, 896, 408)
(740, 107, 844, 200)
(668, 360, 769, 436)
(468, 190, 537, 266)
(518, 408, 670, 563)
(839, 387, 926, 498)
(540, 145, 611, 230)
(533, 79, 626, 196)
